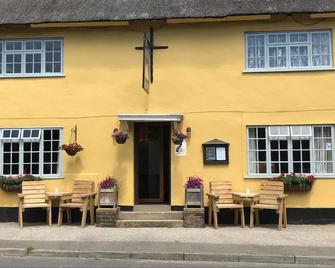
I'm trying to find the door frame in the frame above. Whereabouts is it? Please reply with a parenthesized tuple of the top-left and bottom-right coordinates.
(134, 122, 171, 205)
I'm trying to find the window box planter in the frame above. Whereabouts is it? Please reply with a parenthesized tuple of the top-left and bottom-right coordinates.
(185, 186, 204, 208)
(0, 183, 21, 192)
(272, 173, 314, 193)
(284, 184, 312, 192)
(0, 175, 42, 192)
(98, 186, 118, 208)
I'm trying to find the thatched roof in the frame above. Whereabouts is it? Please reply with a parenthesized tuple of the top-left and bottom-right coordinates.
(0, 0, 334, 25)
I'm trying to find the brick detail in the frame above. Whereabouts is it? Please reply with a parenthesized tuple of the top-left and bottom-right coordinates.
(183, 208, 205, 228)
(96, 207, 119, 227)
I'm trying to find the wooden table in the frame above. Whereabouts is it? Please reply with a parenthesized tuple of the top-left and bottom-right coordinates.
(46, 192, 72, 224)
(232, 192, 260, 227)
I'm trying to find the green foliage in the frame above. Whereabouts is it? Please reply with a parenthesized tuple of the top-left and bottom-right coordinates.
(273, 173, 315, 186)
(0, 174, 42, 186)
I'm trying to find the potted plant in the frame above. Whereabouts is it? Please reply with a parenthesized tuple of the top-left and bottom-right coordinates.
(272, 173, 315, 192)
(184, 176, 204, 207)
(0, 174, 42, 192)
(60, 142, 84, 156)
(98, 176, 119, 208)
(112, 128, 129, 144)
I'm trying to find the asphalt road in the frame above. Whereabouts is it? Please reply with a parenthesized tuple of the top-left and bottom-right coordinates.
(0, 256, 332, 268)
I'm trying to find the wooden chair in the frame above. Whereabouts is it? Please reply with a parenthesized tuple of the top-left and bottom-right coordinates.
(58, 180, 96, 228)
(18, 181, 51, 228)
(250, 180, 287, 230)
(207, 181, 245, 229)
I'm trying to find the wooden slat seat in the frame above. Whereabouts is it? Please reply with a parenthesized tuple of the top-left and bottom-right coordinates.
(207, 181, 245, 229)
(58, 180, 96, 228)
(216, 203, 243, 209)
(58, 202, 84, 208)
(18, 181, 51, 228)
(251, 204, 279, 210)
(22, 203, 50, 209)
(250, 181, 288, 230)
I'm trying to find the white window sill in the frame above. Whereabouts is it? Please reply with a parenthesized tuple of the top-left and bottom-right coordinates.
(0, 73, 65, 79)
(42, 176, 64, 180)
(244, 175, 335, 179)
(243, 67, 335, 74)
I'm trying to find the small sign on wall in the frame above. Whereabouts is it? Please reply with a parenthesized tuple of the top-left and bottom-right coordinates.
(175, 141, 187, 156)
(202, 139, 229, 164)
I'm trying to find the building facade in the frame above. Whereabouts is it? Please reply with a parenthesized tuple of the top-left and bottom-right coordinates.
(0, 0, 335, 222)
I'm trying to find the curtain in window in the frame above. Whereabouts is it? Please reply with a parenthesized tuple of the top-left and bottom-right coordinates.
(312, 33, 330, 66)
(247, 35, 265, 69)
(248, 128, 257, 173)
(314, 127, 333, 173)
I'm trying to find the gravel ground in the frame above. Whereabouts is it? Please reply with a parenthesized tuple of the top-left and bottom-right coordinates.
(1, 223, 334, 248)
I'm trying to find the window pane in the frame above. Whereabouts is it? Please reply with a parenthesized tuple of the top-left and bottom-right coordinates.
(45, 40, 62, 73)
(268, 34, 286, 44)
(43, 129, 61, 175)
(3, 142, 20, 175)
(247, 35, 265, 69)
(269, 47, 287, 68)
(314, 126, 333, 173)
(312, 32, 331, 67)
(248, 127, 267, 174)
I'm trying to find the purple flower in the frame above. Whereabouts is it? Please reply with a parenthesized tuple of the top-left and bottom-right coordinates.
(99, 176, 119, 189)
(185, 176, 203, 189)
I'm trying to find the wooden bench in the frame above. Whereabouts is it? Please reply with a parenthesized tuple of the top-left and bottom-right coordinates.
(250, 180, 287, 230)
(207, 181, 245, 229)
(58, 180, 96, 228)
(18, 181, 51, 228)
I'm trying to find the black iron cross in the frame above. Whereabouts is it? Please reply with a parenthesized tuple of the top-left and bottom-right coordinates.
(135, 28, 168, 92)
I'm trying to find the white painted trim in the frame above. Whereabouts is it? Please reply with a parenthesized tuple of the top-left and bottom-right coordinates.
(0, 38, 64, 78)
(0, 127, 63, 177)
(243, 67, 335, 73)
(118, 114, 183, 122)
(245, 30, 333, 72)
(246, 125, 335, 177)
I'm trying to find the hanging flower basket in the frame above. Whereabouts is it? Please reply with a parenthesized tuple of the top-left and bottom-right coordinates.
(112, 128, 128, 144)
(171, 130, 187, 145)
(60, 143, 83, 156)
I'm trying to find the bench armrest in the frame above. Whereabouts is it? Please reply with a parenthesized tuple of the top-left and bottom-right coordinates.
(206, 193, 219, 201)
(232, 193, 243, 204)
(277, 194, 288, 200)
(81, 192, 96, 200)
(18, 193, 24, 199)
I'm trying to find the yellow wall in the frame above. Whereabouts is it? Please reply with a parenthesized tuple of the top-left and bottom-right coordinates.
(1, 16, 335, 208)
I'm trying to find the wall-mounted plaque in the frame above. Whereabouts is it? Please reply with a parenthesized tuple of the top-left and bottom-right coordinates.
(202, 139, 229, 164)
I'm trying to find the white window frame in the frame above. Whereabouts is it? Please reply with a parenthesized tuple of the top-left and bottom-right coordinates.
(21, 128, 41, 140)
(0, 127, 63, 178)
(245, 30, 333, 72)
(1, 129, 21, 140)
(0, 38, 64, 78)
(247, 125, 335, 177)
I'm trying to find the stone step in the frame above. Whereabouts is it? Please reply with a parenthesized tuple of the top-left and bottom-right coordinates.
(119, 211, 183, 220)
(116, 219, 184, 228)
(133, 205, 171, 211)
